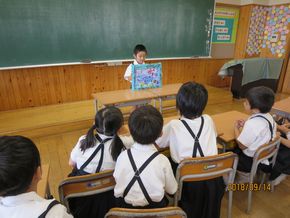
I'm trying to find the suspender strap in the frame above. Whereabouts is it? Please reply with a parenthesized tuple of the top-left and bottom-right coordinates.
(180, 116, 205, 157)
(123, 149, 159, 205)
(251, 115, 274, 140)
(38, 200, 60, 218)
(79, 135, 113, 173)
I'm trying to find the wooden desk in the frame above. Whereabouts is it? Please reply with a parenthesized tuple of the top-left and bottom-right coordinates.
(272, 97, 290, 119)
(212, 111, 248, 151)
(148, 83, 182, 112)
(92, 83, 182, 113)
(37, 164, 51, 198)
(92, 89, 154, 111)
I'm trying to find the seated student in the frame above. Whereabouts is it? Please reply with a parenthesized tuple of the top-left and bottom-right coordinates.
(114, 105, 177, 209)
(124, 44, 147, 82)
(68, 106, 125, 218)
(234, 86, 276, 173)
(155, 82, 224, 218)
(0, 136, 72, 218)
(269, 121, 290, 185)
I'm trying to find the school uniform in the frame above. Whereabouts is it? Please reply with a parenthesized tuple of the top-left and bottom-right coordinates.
(0, 191, 72, 218)
(69, 133, 117, 218)
(114, 143, 177, 208)
(236, 113, 276, 172)
(156, 115, 224, 218)
(70, 133, 115, 174)
(124, 60, 145, 81)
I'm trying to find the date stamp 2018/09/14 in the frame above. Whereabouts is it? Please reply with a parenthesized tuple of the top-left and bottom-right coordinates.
(228, 183, 271, 191)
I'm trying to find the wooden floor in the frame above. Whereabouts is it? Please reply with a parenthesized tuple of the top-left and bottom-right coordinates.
(1, 86, 290, 217)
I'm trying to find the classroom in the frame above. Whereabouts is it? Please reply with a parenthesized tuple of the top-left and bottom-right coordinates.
(0, 0, 290, 217)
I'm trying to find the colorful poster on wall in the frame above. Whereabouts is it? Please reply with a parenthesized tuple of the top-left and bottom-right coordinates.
(131, 63, 162, 91)
(212, 7, 239, 44)
(246, 6, 268, 56)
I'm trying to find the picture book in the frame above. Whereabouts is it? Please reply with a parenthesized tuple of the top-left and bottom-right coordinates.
(131, 63, 162, 91)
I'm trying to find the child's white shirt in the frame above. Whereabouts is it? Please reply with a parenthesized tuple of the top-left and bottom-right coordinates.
(124, 60, 145, 81)
(237, 113, 276, 162)
(155, 115, 218, 163)
(113, 143, 177, 206)
(0, 192, 72, 218)
(70, 133, 116, 173)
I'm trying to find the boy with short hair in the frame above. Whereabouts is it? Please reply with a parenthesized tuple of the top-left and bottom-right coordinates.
(234, 86, 277, 172)
(155, 82, 224, 218)
(124, 44, 147, 82)
(113, 105, 177, 208)
(0, 136, 72, 218)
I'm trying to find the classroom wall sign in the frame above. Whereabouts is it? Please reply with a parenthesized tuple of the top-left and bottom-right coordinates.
(212, 7, 240, 44)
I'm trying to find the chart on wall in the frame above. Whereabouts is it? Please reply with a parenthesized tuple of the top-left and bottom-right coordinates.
(262, 5, 290, 57)
(212, 7, 239, 44)
(246, 5, 290, 57)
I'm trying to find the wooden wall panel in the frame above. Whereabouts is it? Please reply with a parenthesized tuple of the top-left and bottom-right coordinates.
(234, 5, 253, 59)
(0, 58, 231, 111)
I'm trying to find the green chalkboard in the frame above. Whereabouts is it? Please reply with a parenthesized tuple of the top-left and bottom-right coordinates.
(0, 0, 214, 68)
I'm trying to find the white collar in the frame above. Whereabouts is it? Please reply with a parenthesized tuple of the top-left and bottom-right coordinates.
(0, 191, 42, 206)
(133, 60, 145, 65)
(96, 132, 114, 140)
(132, 143, 157, 152)
(180, 115, 202, 122)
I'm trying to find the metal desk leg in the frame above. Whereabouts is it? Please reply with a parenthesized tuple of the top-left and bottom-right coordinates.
(159, 98, 163, 113)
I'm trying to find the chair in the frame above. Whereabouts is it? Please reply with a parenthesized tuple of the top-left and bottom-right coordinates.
(58, 170, 115, 213)
(236, 137, 281, 213)
(174, 152, 238, 218)
(105, 207, 187, 218)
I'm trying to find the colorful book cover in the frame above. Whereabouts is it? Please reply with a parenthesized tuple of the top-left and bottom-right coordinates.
(131, 63, 162, 91)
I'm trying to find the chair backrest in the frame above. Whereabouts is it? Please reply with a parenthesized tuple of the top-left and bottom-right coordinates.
(174, 152, 238, 204)
(105, 207, 187, 218)
(251, 137, 281, 176)
(58, 170, 115, 211)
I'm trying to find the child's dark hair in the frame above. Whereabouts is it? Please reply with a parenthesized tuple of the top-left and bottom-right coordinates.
(245, 86, 275, 113)
(176, 82, 208, 119)
(0, 136, 41, 196)
(133, 44, 147, 55)
(128, 105, 163, 144)
(80, 106, 124, 161)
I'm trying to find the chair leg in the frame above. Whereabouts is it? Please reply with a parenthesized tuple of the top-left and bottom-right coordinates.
(246, 189, 252, 214)
(260, 172, 266, 184)
(227, 190, 233, 218)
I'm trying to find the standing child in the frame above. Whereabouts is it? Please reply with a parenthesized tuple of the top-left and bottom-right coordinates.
(114, 105, 177, 208)
(68, 106, 125, 218)
(234, 86, 276, 173)
(155, 82, 224, 218)
(0, 136, 72, 218)
(124, 44, 147, 82)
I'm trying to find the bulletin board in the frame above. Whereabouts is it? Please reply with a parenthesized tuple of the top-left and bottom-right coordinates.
(211, 6, 240, 58)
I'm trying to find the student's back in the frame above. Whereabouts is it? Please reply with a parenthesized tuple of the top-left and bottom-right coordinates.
(69, 106, 125, 175)
(68, 106, 125, 218)
(156, 82, 224, 218)
(114, 105, 177, 208)
(0, 136, 72, 218)
(157, 114, 217, 163)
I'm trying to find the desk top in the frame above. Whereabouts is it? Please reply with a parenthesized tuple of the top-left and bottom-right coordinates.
(212, 110, 248, 142)
(272, 97, 290, 114)
(148, 83, 182, 97)
(92, 89, 154, 105)
(92, 83, 182, 106)
(37, 164, 49, 198)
